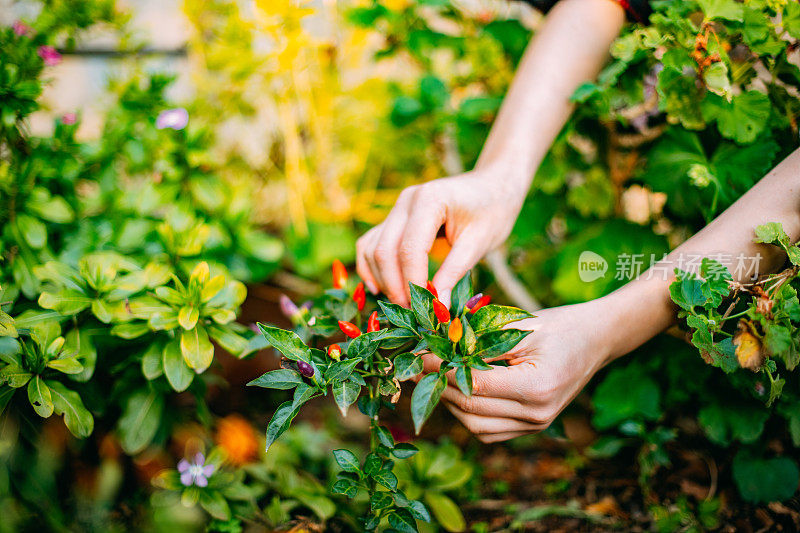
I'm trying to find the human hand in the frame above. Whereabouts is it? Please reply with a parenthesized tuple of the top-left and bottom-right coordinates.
(416, 301, 615, 443)
(356, 166, 527, 307)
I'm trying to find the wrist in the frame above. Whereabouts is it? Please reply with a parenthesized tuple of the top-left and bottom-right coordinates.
(594, 277, 678, 365)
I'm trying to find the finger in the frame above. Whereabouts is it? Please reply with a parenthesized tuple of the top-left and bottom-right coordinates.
(373, 191, 415, 306)
(442, 400, 542, 434)
(420, 353, 445, 375)
(398, 199, 444, 299)
(440, 386, 528, 419)
(356, 228, 381, 294)
(432, 231, 484, 308)
(476, 431, 533, 443)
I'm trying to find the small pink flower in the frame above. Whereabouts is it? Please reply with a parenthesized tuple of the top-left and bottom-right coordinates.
(61, 113, 77, 125)
(156, 108, 189, 130)
(13, 21, 30, 36)
(38, 45, 61, 66)
(177, 452, 215, 487)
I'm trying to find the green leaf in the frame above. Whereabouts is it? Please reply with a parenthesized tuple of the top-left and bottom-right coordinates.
(408, 283, 436, 330)
(470, 305, 534, 335)
(265, 400, 300, 452)
(178, 305, 199, 330)
(370, 491, 392, 511)
(141, 343, 163, 380)
(733, 452, 799, 503)
(697, 0, 743, 21)
(117, 389, 163, 454)
(422, 332, 453, 361)
(199, 491, 231, 521)
(454, 365, 472, 397)
(46, 357, 83, 374)
(163, 339, 194, 392)
(291, 383, 317, 411)
(392, 443, 418, 459)
(347, 332, 381, 359)
(247, 369, 304, 389)
(333, 449, 361, 473)
(0, 311, 18, 338)
(701, 91, 771, 144)
(48, 380, 94, 438)
(473, 329, 531, 359)
(394, 353, 423, 381)
(325, 357, 361, 383)
(38, 289, 92, 315)
(419, 75, 448, 110)
(0, 363, 32, 388)
(699, 258, 732, 307)
(257, 323, 311, 363)
(332, 379, 360, 416)
(331, 478, 358, 498)
(364, 453, 382, 476)
(374, 470, 399, 491)
(669, 275, 706, 311)
(698, 403, 769, 446)
(592, 364, 660, 430)
(702, 61, 731, 98)
(27, 376, 53, 418)
(388, 507, 417, 533)
(378, 301, 418, 331)
(449, 272, 472, 316)
(424, 492, 466, 533)
(16, 214, 46, 249)
(180, 326, 214, 373)
(754, 222, 792, 247)
(410, 373, 446, 434)
(785, 1, 800, 39)
(391, 96, 424, 127)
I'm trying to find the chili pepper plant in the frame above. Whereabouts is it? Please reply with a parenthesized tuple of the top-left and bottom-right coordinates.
(248, 264, 534, 531)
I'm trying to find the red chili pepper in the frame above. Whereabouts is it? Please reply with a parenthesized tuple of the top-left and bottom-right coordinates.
(332, 259, 348, 289)
(367, 311, 380, 333)
(448, 318, 463, 343)
(468, 294, 491, 314)
(353, 282, 366, 311)
(338, 320, 361, 339)
(426, 281, 438, 299)
(327, 344, 342, 361)
(432, 298, 450, 324)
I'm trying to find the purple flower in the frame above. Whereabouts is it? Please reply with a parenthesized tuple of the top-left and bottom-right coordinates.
(156, 108, 189, 130)
(61, 113, 77, 125)
(177, 452, 215, 487)
(38, 45, 61, 66)
(13, 21, 30, 36)
(279, 294, 300, 320)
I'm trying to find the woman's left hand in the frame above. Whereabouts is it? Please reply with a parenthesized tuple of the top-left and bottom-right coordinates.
(416, 300, 615, 443)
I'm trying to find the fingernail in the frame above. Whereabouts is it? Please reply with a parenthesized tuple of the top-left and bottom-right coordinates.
(366, 281, 378, 294)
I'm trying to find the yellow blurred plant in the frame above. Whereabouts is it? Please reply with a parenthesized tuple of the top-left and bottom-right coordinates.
(183, 0, 407, 233)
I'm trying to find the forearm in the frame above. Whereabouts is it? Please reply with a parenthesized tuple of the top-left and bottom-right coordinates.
(600, 148, 800, 362)
(476, 0, 625, 195)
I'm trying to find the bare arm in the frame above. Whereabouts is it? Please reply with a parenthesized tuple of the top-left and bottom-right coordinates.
(420, 148, 800, 443)
(601, 148, 800, 363)
(478, 0, 626, 194)
(356, 0, 626, 307)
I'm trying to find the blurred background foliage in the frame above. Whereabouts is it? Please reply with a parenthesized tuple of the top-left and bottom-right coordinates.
(1, 0, 800, 531)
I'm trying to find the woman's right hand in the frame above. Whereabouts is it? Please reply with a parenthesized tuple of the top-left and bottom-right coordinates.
(355, 166, 527, 307)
